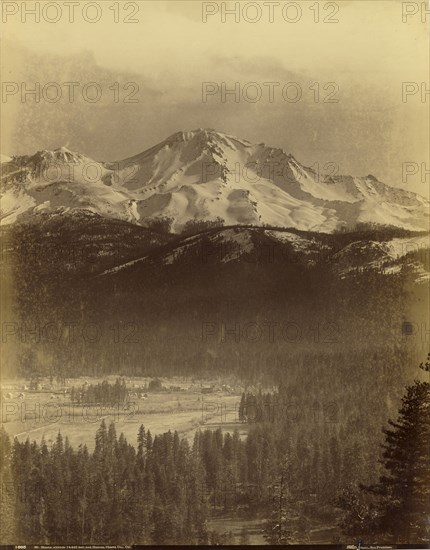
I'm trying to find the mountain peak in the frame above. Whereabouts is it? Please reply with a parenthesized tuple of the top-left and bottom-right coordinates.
(54, 146, 74, 154)
(165, 128, 225, 143)
(164, 128, 254, 148)
(28, 147, 89, 165)
(2, 130, 428, 233)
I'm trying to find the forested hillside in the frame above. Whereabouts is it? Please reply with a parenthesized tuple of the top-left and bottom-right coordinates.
(1, 359, 428, 545)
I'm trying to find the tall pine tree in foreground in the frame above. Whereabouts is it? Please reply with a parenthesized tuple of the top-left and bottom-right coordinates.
(339, 354, 430, 543)
(264, 452, 296, 544)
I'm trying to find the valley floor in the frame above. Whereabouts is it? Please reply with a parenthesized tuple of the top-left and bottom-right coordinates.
(1, 375, 248, 449)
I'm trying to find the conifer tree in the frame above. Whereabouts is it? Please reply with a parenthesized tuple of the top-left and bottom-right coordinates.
(264, 452, 295, 544)
(366, 374, 430, 542)
(339, 355, 430, 543)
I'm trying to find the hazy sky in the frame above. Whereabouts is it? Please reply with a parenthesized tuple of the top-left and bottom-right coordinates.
(1, 0, 429, 196)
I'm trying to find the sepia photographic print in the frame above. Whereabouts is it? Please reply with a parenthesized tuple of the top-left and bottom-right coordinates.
(0, 1, 429, 548)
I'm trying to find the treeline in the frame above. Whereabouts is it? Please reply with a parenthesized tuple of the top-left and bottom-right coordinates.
(0, 417, 361, 544)
(1, 422, 279, 544)
(70, 378, 128, 405)
(0, 417, 396, 544)
(0, 418, 352, 544)
(1, 369, 429, 544)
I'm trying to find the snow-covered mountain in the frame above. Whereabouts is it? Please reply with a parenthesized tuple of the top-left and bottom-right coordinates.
(1, 129, 429, 232)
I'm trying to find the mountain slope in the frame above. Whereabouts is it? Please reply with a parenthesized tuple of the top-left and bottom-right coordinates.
(2, 215, 428, 379)
(95, 225, 429, 285)
(1, 129, 428, 232)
